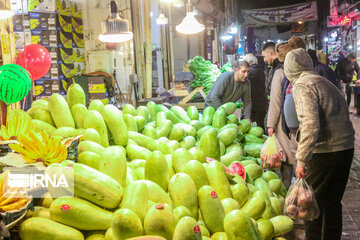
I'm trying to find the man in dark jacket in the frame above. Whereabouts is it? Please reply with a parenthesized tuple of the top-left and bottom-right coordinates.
(307, 49, 340, 89)
(261, 42, 283, 95)
(245, 54, 268, 128)
(335, 53, 360, 106)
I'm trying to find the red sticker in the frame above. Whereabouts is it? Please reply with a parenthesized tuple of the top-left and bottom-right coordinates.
(66, 164, 72, 170)
(61, 204, 71, 213)
(194, 225, 200, 234)
(211, 191, 218, 199)
(155, 203, 165, 210)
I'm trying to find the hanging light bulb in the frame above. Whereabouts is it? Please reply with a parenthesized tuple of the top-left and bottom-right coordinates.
(99, 0, 133, 43)
(0, 2, 14, 20)
(176, 0, 204, 35)
(156, 12, 168, 25)
(174, 0, 184, 8)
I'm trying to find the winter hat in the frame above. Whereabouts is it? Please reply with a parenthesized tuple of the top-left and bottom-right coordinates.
(244, 53, 258, 65)
(284, 48, 313, 83)
(276, 36, 306, 62)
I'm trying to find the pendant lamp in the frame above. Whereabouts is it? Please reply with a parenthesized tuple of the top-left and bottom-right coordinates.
(156, 12, 168, 25)
(99, 0, 133, 43)
(176, 0, 204, 35)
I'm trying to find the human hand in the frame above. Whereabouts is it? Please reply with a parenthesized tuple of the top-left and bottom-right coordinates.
(267, 127, 275, 136)
(296, 165, 306, 179)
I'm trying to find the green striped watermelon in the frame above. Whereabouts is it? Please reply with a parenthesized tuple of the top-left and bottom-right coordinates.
(0, 64, 31, 104)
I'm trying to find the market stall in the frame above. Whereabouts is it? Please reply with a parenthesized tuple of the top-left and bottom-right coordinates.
(0, 80, 298, 239)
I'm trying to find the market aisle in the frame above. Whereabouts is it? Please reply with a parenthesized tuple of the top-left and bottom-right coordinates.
(341, 107, 360, 240)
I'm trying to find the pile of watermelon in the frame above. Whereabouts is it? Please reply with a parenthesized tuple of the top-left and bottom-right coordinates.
(8, 84, 294, 240)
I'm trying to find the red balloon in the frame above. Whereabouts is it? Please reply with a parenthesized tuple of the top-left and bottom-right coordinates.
(16, 44, 52, 81)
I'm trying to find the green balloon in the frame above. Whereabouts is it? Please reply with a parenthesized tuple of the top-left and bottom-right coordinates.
(0, 64, 31, 104)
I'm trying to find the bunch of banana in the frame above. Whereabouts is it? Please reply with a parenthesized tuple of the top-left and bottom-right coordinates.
(9, 130, 67, 166)
(0, 109, 32, 141)
(0, 170, 28, 212)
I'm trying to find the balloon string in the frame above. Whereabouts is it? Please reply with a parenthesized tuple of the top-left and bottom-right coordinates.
(21, 0, 27, 111)
(21, 0, 27, 70)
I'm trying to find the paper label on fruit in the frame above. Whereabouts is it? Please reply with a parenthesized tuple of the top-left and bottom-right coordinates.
(155, 203, 165, 210)
(61, 204, 71, 213)
(211, 191, 218, 199)
(193, 225, 200, 234)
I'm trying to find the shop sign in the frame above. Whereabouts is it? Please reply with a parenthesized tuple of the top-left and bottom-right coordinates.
(327, 15, 352, 27)
(242, 1, 318, 27)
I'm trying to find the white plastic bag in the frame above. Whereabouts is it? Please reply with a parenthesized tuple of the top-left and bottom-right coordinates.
(285, 178, 320, 220)
(260, 135, 286, 170)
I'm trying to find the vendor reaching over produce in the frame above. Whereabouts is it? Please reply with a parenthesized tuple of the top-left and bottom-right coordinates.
(284, 48, 355, 240)
(205, 61, 252, 120)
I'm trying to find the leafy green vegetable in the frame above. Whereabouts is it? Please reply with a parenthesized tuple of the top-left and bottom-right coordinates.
(221, 62, 233, 73)
(188, 57, 231, 94)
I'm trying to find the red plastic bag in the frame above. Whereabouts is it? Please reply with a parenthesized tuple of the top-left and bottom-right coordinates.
(285, 178, 320, 220)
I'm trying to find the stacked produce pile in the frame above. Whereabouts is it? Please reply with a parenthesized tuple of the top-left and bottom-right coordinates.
(188, 57, 231, 94)
(3, 84, 294, 240)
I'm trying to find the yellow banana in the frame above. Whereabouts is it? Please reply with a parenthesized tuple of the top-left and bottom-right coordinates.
(17, 134, 40, 158)
(0, 198, 27, 211)
(1, 125, 10, 140)
(41, 131, 49, 146)
(0, 188, 21, 206)
(28, 130, 45, 154)
(9, 144, 38, 161)
(14, 116, 22, 138)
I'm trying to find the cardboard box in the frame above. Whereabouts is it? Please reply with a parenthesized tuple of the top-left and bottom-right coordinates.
(34, 79, 61, 98)
(28, 0, 56, 12)
(42, 63, 59, 79)
(89, 92, 109, 105)
(57, 31, 72, 48)
(73, 48, 85, 62)
(57, 15, 72, 32)
(10, 0, 28, 14)
(14, 31, 32, 49)
(31, 30, 58, 47)
(59, 48, 73, 64)
(12, 14, 30, 31)
(74, 62, 85, 74)
(45, 47, 59, 63)
(56, 0, 71, 16)
(29, 12, 56, 31)
(72, 32, 84, 48)
(88, 77, 107, 94)
(72, 17, 83, 34)
(59, 63, 75, 79)
(70, 1, 82, 18)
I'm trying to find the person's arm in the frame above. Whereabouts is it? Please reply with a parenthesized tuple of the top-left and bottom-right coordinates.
(266, 69, 284, 130)
(242, 81, 252, 119)
(211, 74, 228, 109)
(354, 62, 360, 78)
(335, 62, 342, 81)
(292, 84, 320, 168)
